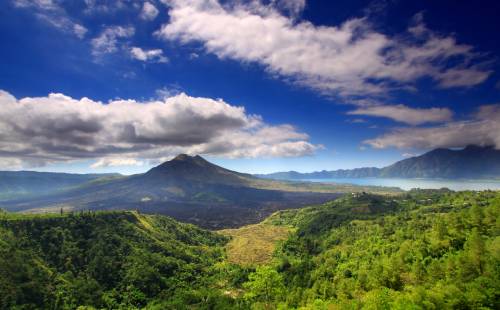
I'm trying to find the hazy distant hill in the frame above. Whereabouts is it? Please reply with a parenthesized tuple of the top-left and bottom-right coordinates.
(259, 145, 500, 180)
(4, 155, 390, 228)
(0, 171, 121, 200)
(257, 167, 381, 180)
(381, 145, 500, 178)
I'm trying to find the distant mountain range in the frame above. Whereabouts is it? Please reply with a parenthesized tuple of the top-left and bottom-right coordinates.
(258, 145, 500, 180)
(6, 146, 494, 228)
(0, 171, 120, 200)
(4, 154, 391, 229)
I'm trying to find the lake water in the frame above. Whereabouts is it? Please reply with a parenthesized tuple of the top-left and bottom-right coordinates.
(303, 178, 500, 191)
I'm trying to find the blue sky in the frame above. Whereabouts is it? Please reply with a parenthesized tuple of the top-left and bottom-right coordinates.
(0, 0, 499, 174)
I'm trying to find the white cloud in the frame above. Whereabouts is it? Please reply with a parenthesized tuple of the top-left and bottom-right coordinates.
(0, 158, 23, 170)
(83, 0, 132, 14)
(0, 89, 320, 168)
(13, 0, 88, 38)
(156, 0, 490, 98)
(364, 104, 500, 149)
(272, 0, 306, 17)
(91, 26, 135, 56)
(91, 158, 144, 168)
(13, 0, 57, 10)
(435, 67, 492, 88)
(155, 85, 183, 98)
(73, 24, 88, 39)
(348, 104, 453, 125)
(347, 118, 366, 124)
(130, 47, 168, 63)
(140, 2, 159, 20)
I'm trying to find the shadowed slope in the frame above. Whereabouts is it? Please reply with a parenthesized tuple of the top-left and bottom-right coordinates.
(2, 155, 356, 229)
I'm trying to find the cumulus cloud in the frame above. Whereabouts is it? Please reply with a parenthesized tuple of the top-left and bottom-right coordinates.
(130, 47, 168, 63)
(0, 89, 319, 168)
(348, 104, 453, 125)
(364, 104, 500, 149)
(91, 26, 135, 56)
(156, 0, 490, 98)
(13, 0, 88, 38)
(140, 1, 159, 20)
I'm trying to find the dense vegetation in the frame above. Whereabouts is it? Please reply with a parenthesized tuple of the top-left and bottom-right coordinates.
(1, 189, 499, 309)
(251, 190, 500, 309)
(0, 210, 232, 309)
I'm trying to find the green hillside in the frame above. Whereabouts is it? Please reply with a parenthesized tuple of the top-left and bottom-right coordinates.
(0, 210, 233, 309)
(1, 190, 499, 309)
(255, 190, 500, 309)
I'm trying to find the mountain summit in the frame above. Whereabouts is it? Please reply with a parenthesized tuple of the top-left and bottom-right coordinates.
(381, 145, 500, 178)
(144, 154, 252, 186)
(2, 154, 344, 228)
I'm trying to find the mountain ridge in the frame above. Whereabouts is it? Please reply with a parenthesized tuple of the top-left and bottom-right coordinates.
(3, 154, 382, 228)
(258, 145, 500, 180)
(0, 170, 122, 201)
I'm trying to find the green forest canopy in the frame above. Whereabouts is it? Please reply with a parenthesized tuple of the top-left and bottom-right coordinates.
(0, 189, 499, 309)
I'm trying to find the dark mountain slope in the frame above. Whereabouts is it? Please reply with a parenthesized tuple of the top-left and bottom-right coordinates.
(1, 155, 350, 229)
(144, 154, 253, 185)
(260, 145, 500, 180)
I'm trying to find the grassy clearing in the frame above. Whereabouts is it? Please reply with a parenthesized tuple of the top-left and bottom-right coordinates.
(220, 222, 291, 266)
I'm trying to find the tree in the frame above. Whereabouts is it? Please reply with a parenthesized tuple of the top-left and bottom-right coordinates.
(244, 266, 285, 309)
(465, 228, 485, 275)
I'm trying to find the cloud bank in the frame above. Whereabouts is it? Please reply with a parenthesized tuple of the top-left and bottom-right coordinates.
(348, 104, 453, 125)
(0, 90, 319, 168)
(157, 0, 491, 97)
(364, 104, 500, 149)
